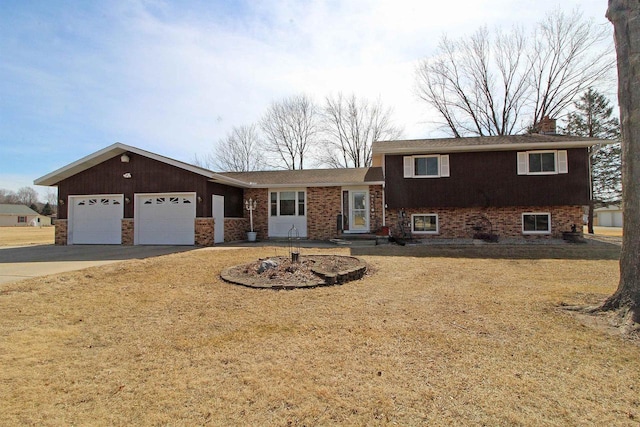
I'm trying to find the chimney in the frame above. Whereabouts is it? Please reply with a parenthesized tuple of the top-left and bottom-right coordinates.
(539, 116, 557, 134)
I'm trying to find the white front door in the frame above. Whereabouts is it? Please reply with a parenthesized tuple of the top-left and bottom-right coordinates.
(212, 195, 224, 243)
(135, 193, 196, 245)
(69, 195, 123, 244)
(349, 190, 369, 232)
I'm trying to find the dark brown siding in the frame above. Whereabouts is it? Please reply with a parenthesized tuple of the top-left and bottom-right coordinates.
(384, 148, 590, 209)
(57, 153, 242, 219)
(207, 182, 244, 218)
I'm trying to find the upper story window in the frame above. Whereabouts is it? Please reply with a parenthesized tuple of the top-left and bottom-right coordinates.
(403, 155, 450, 178)
(517, 150, 568, 175)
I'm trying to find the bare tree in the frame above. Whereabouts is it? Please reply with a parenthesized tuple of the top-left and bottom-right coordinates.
(45, 188, 58, 214)
(0, 189, 18, 204)
(528, 9, 615, 131)
(415, 7, 615, 137)
(194, 125, 263, 172)
(598, 0, 640, 328)
(260, 94, 319, 170)
(320, 93, 403, 168)
(16, 187, 39, 207)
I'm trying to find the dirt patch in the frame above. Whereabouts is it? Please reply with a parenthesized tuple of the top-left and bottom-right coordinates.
(221, 254, 367, 289)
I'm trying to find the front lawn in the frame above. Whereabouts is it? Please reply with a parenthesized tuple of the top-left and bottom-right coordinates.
(0, 245, 636, 425)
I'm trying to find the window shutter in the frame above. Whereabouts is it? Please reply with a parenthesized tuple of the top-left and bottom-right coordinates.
(403, 156, 413, 178)
(557, 150, 568, 173)
(440, 155, 450, 177)
(517, 152, 528, 175)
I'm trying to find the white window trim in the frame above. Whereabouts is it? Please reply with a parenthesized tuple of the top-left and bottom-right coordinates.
(411, 213, 439, 234)
(403, 155, 450, 178)
(522, 212, 551, 234)
(517, 150, 568, 175)
(269, 189, 306, 217)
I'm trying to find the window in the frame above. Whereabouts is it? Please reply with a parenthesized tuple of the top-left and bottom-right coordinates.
(279, 191, 296, 215)
(270, 191, 306, 217)
(411, 214, 438, 234)
(403, 155, 450, 178)
(522, 213, 551, 234)
(517, 150, 568, 175)
(415, 156, 439, 176)
(17, 216, 27, 223)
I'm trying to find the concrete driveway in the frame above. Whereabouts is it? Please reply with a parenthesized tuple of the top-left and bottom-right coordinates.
(0, 244, 196, 285)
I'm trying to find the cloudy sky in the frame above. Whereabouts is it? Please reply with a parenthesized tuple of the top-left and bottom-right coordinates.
(0, 0, 611, 199)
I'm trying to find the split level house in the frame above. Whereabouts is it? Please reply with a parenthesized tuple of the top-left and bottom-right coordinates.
(34, 129, 606, 246)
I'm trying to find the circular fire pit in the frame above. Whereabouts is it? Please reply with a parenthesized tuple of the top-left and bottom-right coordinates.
(220, 255, 367, 290)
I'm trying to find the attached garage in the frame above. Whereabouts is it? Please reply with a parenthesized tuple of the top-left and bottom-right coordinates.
(68, 195, 123, 244)
(134, 193, 196, 245)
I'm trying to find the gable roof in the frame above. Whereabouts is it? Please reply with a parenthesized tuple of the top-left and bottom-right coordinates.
(33, 143, 384, 189)
(220, 167, 384, 188)
(33, 142, 245, 187)
(0, 204, 39, 215)
(372, 134, 610, 155)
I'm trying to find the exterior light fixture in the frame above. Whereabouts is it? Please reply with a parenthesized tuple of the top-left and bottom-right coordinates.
(121, 153, 130, 163)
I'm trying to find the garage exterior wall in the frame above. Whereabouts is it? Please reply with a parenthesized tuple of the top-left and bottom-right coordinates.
(53, 152, 246, 246)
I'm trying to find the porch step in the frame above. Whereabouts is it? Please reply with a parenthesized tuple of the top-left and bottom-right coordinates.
(331, 234, 389, 246)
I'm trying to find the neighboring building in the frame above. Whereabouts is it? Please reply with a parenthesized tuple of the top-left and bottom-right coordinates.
(35, 134, 604, 245)
(0, 204, 50, 227)
(371, 134, 602, 240)
(594, 205, 623, 227)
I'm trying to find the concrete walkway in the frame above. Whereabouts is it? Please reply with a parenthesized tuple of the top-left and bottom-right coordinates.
(0, 244, 196, 285)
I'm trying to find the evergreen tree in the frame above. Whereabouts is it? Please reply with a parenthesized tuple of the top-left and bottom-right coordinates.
(42, 202, 53, 216)
(562, 88, 621, 233)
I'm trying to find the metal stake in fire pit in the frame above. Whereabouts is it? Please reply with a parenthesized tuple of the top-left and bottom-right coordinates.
(288, 225, 300, 262)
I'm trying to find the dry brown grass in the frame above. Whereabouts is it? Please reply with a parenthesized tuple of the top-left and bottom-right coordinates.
(0, 227, 54, 246)
(0, 245, 638, 426)
(590, 226, 624, 237)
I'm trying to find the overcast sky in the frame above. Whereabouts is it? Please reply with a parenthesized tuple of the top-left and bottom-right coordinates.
(0, 0, 612, 199)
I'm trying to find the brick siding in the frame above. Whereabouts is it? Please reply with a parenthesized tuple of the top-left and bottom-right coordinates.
(243, 188, 269, 240)
(121, 219, 134, 245)
(195, 218, 215, 246)
(55, 219, 67, 245)
(224, 218, 249, 242)
(307, 186, 342, 240)
(386, 205, 584, 239)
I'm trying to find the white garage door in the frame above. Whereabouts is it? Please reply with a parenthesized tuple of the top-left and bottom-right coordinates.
(69, 195, 123, 244)
(135, 193, 196, 245)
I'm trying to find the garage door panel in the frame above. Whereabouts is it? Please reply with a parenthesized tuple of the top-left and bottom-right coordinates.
(70, 196, 123, 244)
(135, 194, 196, 245)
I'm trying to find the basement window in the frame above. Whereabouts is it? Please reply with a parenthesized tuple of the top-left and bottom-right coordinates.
(522, 213, 551, 234)
(411, 214, 439, 234)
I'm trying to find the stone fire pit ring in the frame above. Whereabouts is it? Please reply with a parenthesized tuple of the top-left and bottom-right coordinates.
(220, 255, 367, 290)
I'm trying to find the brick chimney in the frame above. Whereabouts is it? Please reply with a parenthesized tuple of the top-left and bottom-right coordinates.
(539, 116, 557, 134)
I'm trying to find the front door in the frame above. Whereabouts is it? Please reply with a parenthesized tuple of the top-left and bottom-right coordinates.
(349, 190, 369, 232)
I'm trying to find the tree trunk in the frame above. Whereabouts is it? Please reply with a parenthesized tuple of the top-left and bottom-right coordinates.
(601, 0, 640, 325)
